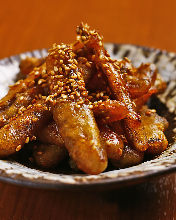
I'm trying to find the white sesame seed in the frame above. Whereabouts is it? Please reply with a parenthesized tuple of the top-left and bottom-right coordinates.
(54, 66, 58, 72)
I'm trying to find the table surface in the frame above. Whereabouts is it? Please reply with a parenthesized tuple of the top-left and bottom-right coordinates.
(0, 0, 176, 219)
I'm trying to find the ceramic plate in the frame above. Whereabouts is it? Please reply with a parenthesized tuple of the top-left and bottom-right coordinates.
(0, 43, 175, 190)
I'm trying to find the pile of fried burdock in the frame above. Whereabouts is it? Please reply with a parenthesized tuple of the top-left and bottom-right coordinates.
(0, 23, 168, 174)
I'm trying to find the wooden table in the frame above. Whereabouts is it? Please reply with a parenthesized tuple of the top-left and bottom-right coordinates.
(0, 0, 176, 219)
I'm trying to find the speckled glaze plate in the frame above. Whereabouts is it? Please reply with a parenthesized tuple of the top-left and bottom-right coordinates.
(0, 43, 175, 190)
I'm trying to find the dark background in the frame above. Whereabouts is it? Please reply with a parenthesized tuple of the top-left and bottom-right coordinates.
(0, 0, 175, 219)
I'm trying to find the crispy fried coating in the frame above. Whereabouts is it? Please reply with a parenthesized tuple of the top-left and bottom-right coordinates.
(0, 101, 51, 157)
(33, 143, 67, 169)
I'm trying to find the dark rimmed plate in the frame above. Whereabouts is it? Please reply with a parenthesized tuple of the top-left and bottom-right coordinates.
(0, 43, 175, 190)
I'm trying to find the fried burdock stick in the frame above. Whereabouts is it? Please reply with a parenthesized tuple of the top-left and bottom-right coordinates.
(37, 121, 64, 146)
(109, 121, 144, 168)
(33, 143, 67, 169)
(124, 106, 168, 154)
(123, 63, 157, 99)
(0, 86, 41, 128)
(76, 23, 155, 152)
(108, 121, 144, 168)
(93, 100, 128, 123)
(111, 145, 144, 168)
(134, 87, 157, 111)
(35, 122, 67, 169)
(40, 120, 124, 163)
(139, 106, 168, 155)
(0, 64, 46, 111)
(0, 101, 51, 157)
(76, 23, 140, 124)
(46, 43, 107, 174)
(98, 123, 124, 161)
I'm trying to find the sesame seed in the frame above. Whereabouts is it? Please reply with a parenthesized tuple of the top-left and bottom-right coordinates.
(42, 69, 46, 74)
(53, 85, 59, 90)
(65, 66, 70, 71)
(85, 62, 91, 67)
(54, 66, 58, 72)
(16, 145, 22, 152)
(61, 94, 68, 99)
(38, 79, 46, 85)
(75, 104, 81, 108)
(57, 81, 64, 87)
(71, 74, 77, 79)
(70, 95, 74, 100)
(68, 59, 73, 63)
(35, 71, 40, 76)
(56, 75, 64, 79)
(82, 36, 87, 41)
(25, 137, 30, 144)
(50, 70, 55, 75)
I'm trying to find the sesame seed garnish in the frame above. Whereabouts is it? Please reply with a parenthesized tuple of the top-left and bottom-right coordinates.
(25, 137, 30, 144)
(61, 94, 68, 99)
(35, 71, 40, 76)
(53, 85, 59, 90)
(16, 145, 22, 152)
(54, 66, 58, 72)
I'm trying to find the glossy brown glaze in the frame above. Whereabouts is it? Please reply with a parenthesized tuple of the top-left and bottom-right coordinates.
(111, 145, 144, 168)
(33, 144, 67, 169)
(0, 102, 51, 157)
(53, 101, 107, 174)
(99, 123, 124, 160)
(0, 86, 41, 127)
(37, 121, 64, 147)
